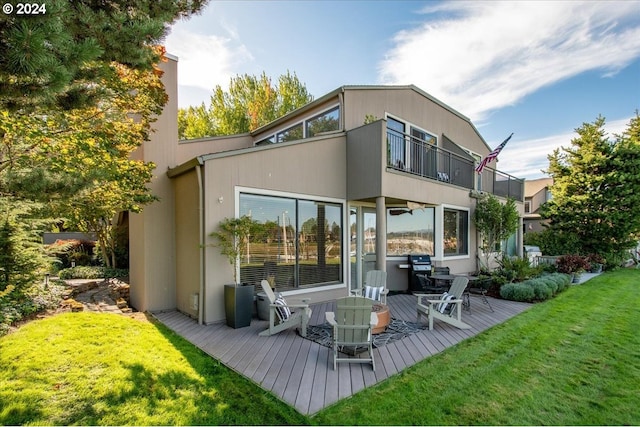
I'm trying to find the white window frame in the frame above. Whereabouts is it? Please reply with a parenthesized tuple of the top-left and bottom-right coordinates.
(436, 204, 471, 260)
(234, 186, 347, 296)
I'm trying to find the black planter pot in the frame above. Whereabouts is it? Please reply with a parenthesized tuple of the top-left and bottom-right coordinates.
(224, 284, 254, 328)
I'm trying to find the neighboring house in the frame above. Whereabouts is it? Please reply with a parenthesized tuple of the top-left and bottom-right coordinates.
(129, 55, 525, 325)
(523, 177, 553, 234)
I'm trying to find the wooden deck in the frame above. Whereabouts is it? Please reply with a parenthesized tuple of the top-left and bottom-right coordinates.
(153, 293, 531, 415)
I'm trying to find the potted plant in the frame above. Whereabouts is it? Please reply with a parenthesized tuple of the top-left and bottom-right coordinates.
(556, 254, 590, 283)
(586, 253, 605, 273)
(210, 215, 255, 328)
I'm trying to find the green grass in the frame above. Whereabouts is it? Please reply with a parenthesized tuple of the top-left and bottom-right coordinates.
(313, 269, 640, 425)
(1, 270, 639, 425)
(0, 312, 307, 425)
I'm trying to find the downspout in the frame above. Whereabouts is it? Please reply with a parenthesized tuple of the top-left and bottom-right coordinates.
(196, 163, 205, 325)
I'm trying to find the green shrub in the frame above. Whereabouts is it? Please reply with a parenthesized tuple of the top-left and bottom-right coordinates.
(538, 276, 558, 295)
(556, 254, 590, 274)
(58, 266, 128, 280)
(497, 255, 540, 282)
(548, 273, 571, 292)
(528, 278, 553, 301)
(500, 282, 535, 302)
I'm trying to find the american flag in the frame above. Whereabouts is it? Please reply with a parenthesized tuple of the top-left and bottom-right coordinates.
(475, 133, 513, 174)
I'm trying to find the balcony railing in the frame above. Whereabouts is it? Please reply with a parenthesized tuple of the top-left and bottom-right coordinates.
(386, 129, 524, 200)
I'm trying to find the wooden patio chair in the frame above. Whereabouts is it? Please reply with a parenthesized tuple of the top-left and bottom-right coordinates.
(350, 270, 388, 304)
(326, 296, 377, 371)
(415, 276, 471, 330)
(258, 280, 312, 338)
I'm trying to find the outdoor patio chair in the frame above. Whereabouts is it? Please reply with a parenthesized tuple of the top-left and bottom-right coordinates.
(258, 280, 312, 338)
(326, 296, 377, 371)
(415, 276, 471, 330)
(350, 270, 388, 304)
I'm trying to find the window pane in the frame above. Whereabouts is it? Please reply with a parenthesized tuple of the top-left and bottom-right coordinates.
(444, 209, 468, 256)
(298, 200, 342, 286)
(306, 106, 340, 137)
(387, 117, 405, 169)
(238, 193, 342, 290)
(386, 207, 435, 256)
(239, 194, 296, 289)
(277, 123, 303, 143)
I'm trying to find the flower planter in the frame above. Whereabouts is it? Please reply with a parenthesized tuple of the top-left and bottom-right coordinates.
(224, 284, 254, 328)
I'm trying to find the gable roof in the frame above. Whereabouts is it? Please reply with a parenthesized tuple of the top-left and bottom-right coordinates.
(250, 84, 493, 153)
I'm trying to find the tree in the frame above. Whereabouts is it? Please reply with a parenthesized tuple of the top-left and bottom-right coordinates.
(0, 0, 208, 111)
(178, 71, 313, 139)
(1, 62, 166, 268)
(542, 113, 640, 259)
(472, 194, 519, 271)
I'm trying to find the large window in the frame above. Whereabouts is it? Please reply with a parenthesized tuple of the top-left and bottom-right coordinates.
(443, 208, 468, 256)
(238, 193, 343, 290)
(386, 207, 435, 256)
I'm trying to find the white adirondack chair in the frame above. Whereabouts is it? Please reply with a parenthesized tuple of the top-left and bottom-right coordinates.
(350, 270, 388, 304)
(258, 280, 312, 338)
(326, 296, 377, 371)
(415, 276, 471, 330)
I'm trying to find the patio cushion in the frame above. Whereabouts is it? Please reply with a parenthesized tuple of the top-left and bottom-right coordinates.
(437, 292, 456, 314)
(273, 295, 291, 321)
(364, 285, 384, 302)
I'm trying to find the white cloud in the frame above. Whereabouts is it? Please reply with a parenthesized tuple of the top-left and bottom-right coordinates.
(498, 116, 634, 179)
(164, 26, 253, 92)
(379, 1, 640, 122)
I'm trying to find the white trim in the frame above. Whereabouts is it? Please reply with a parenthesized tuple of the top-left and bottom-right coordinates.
(385, 113, 438, 145)
(441, 203, 471, 259)
(255, 103, 341, 146)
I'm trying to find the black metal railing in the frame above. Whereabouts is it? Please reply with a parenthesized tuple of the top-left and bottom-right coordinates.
(480, 167, 524, 200)
(387, 130, 474, 190)
(386, 129, 524, 200)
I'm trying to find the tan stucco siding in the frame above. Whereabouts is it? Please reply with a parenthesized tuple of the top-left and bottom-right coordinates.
(129, 57, 178, 313)
(201, 137, 348, 324)
(342, 88, 490, 156)
(174, 169, 201, 318)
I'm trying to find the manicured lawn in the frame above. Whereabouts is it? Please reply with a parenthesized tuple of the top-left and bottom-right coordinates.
(1, 269, 638, 425)
(0, 312, 307, 425)
(313, 269, 640, 425)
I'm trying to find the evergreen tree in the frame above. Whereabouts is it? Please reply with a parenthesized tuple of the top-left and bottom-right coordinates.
(0, 0, 208, 111)
(542, 113, 640, 258)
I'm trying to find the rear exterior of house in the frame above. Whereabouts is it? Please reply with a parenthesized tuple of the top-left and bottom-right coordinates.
(130, 55, 525, 325)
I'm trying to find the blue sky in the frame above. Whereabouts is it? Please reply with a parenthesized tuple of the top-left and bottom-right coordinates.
(165, 1, 640, 180)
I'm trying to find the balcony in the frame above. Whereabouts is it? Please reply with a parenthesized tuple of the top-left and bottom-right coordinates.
(386, 129, 524, 201)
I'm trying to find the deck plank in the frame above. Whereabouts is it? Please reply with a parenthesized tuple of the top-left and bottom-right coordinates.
(152, 292, 531, 415)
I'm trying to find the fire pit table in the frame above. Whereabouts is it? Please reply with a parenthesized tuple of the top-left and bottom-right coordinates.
(372, 303, 391, 334)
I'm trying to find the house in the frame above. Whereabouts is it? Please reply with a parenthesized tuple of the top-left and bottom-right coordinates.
(129, 55, 525, 325)
(523, 177, 553, 234)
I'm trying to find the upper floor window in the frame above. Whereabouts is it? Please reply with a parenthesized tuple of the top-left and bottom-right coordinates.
(306, 106, 340, 137)
(277, 123, 303, 143)
(524, 200, 531, 213)
(256, 105, 341, 146)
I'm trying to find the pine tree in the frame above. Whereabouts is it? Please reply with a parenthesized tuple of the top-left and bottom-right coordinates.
(542, 113, 640, 258)
(0, 0, 208, 111)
